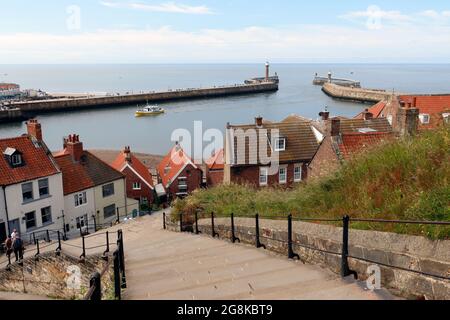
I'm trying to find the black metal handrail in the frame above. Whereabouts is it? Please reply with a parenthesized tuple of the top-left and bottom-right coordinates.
(169, 212, 450, 282)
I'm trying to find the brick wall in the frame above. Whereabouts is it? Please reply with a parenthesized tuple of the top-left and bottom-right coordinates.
(122, 166, 154, 205)
(167, 164, 203, 199)
(308, 136, 340, 180)
(206, 169, 224, 187)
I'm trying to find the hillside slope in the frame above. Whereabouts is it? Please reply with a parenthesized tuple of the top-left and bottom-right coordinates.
(174, 127, 450, 239)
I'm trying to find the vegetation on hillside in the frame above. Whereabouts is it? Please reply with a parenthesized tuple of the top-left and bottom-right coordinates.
(173, 127, 450, 239)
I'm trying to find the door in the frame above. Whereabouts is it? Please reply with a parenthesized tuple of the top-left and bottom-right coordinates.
(8, 219, 20, 237)
(0, 222, 6, 243)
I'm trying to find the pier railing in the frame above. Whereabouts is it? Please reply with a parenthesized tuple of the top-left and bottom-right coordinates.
(164, 212, 450, 282)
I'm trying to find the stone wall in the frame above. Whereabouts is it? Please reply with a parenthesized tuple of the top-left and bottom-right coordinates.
(184, 217, 449, 300)
(0, 252, 112, 300)
(322, 83, 392, 103)
(11, 83, 279, 114)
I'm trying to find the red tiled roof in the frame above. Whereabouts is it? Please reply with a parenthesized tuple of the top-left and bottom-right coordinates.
(111, 150, 154, 189)
(206, 149, 224, 170)
(339, 132, 394, 159)
(354, 101, 387, 119)
(0, 83, 19, 90)
(158, 144, 197, 188)
(54, 150, 124, 195)
(54, 154, 94, 195)
(399, 95, 450, 115)
(0, 136, 60, 186)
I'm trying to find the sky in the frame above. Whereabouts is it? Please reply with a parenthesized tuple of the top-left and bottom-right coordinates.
(1, 0, 450, 63)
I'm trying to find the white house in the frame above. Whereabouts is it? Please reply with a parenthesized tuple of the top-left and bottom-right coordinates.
(0, 120, 64, 243)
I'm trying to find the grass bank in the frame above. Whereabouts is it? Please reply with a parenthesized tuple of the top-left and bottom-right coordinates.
(174, 127, 450, 239)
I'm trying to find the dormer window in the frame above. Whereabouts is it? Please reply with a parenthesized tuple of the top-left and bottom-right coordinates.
(3, 147, 24, 168)
(419, 114, 430, 124)
(274, 138, 286, 152)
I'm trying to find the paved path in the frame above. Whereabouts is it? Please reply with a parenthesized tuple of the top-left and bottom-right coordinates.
(121, 213, 395, 300)
(0, 211, 397, 300)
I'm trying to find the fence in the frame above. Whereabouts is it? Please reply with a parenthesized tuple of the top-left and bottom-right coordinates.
(1, 228, 126, 300)
(164, 212, 450, 282)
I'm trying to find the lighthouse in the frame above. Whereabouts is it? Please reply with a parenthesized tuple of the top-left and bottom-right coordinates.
(265, 61, 270, 82)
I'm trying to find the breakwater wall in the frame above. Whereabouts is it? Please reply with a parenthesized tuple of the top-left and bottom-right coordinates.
(322, 83, 392, 104)
(4, 82, 278, 121)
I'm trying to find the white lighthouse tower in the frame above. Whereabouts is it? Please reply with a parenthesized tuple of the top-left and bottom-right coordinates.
(265, 61, 270, 82)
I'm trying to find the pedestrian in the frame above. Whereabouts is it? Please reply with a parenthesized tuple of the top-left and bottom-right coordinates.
(11, 229, 17, 240)
(12, 234, 24, 262)
(4, 236, 13, 261)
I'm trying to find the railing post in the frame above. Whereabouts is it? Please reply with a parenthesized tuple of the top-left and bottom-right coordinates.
(163, 212, 166, 230)
(179, 213, 183, 232)
(33, 232, 36, 245)
(231, 213, 240, 243)
(46, 230, 50, 243)
(341, 215, 356, 278)
(113, 251, 121, 300)
(90, 272, 102, 301)
(211, 212, 218, 238)
(93, 215, 97, 233)
(117, 230, 127, 288)
(288, 214, 300, 260)
(255, 214, 266, 249)
(116, 207, 120, 224)
(35, 240, 40, 260)
(195, 211, 200, 235)
(80, 236, 86, 260)
(56, 231, 61, 256)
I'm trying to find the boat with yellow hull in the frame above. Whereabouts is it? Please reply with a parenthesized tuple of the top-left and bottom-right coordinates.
(135, 105, 165, 117)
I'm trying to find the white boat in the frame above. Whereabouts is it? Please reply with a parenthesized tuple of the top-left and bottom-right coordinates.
(135, 105, 165, 117)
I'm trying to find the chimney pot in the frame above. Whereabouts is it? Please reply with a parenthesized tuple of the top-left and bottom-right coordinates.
(66, 133, 84, 162)
(363, 109, 374, 120)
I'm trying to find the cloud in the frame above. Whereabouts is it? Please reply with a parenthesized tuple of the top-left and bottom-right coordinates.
(100, 1, 213, 15)
(2, 23, 450, 64)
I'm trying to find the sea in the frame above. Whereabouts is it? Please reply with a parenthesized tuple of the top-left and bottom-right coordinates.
(1, 64, 450, 155)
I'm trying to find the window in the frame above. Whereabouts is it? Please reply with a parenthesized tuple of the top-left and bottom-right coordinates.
(419, 114, 430, 124)
(38, 178, 49, 197)
(74, 192, 87, 207)
(259, 167, 268, 186)
(25, 211, 36, 230)
(103, 204, 116, 219)
(132, 182, 141, 190)
(387, 115, 393, 126)
(294, 165, 303, 182)
(178, 178, 188, 192)
(274, 138, 286, 152)
(279, 167, 287, 184)
(41, 206, 52, 225)
(22, 182, 34, 203)
(76, 215, 88, 229)
(11, 154, 22, 166)
(443, 113, 450, 124)
(102, 183, 115, 198)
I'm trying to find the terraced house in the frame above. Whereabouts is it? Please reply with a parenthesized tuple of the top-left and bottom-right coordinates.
(54, 134, 136, 234)
(224, 115, 321, 188)
(0, 120, 64, 243)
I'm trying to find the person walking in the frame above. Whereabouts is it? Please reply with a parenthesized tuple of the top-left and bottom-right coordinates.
(12, 234, 24, 262)
(4, 236, 13, 262)
(11, 229, 17, 240)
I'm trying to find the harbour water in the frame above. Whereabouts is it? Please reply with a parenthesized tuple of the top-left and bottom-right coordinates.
(1, 64, 450, 155)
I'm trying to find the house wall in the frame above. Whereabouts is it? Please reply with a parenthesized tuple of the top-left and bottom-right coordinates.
(230, 163, 308, 188)
(167, 164, 202, 199)
(308, 136, 341, 180)
(93, 178, 127, 225)
(63, 188, 96, 236)
(207, 169, 224, 187)
(122, 166, 154, 205)
(4, 173, 64, 238)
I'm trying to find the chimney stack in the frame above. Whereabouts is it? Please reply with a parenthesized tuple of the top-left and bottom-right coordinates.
(124, 146, 132, 163)
(66, 134, 84, 162)
(413, 97, 417, 108)
(255, 116, 263, 128)
(330, 118, 341, 137)
(26, 119, 42, 141)
(363, 109, 374, 120)
(396, 106, 419, 137)
(319, 109, 330, 121)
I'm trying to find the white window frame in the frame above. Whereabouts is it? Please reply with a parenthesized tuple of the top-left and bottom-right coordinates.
(294, 164, 303, 182)
(132, 182, 141, 190)
(419, 114, 430, 124)
(75, 192, 87, 207)
(387, 115, 393, 126)
(259, 167, 269, 186)
(279, 167, 287, 184)
(274, 138, 286, 152)
(443, 113, 450, 124)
